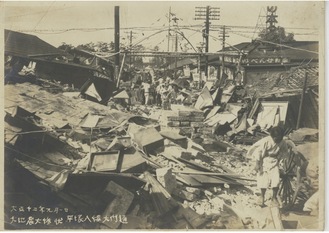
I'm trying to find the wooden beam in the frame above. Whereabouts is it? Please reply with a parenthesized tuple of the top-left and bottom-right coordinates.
(172, 170, 256, 181)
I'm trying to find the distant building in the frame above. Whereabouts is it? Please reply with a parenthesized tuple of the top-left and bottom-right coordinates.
(208, 40, 318, 85)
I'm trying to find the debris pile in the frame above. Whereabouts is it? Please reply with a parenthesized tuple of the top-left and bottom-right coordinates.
(5, 82, 259, 229)
(4, 39, 320, 230)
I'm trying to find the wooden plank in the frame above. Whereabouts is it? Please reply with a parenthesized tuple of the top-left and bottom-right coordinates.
(168, 116, 204, 122)
(101, 181, 134, 229)
(177, 158, 213, 172)
(191, 174, 230, 185)
(172, 170, 251, 180)
(175, 174, 202, 187)
(160, 131, 186, 140)
(144, 171, 178, 216)
(269, 206, 283, 230)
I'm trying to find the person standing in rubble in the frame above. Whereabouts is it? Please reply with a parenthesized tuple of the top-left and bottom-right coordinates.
(155, 79, 165, 107)
(166, 83, 179, 105)
(247, 126, 291, 207)
(141, 81, 151, 105)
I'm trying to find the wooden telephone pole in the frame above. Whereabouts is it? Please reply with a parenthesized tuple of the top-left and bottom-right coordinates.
(195, 6, 220, 79)
(114, 6, 120, 80)
(219, 25, 230, 83)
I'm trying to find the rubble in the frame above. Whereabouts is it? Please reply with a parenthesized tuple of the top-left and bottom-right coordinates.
(4, 43, 320, 230)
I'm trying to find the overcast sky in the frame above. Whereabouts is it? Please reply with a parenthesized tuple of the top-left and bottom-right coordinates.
(4, 1, 324, 52)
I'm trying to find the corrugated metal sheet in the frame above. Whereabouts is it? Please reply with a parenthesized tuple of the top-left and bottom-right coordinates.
(5, 29, 64, 57)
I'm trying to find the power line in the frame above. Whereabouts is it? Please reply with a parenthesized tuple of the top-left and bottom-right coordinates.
(230, 31, 319, 54)
(33, 1, 55, 30)
(15, 23, 318, 34)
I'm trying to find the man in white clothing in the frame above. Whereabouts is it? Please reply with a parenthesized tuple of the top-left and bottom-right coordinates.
(247, 126, 291, 207)
(142, 81, 151, 105)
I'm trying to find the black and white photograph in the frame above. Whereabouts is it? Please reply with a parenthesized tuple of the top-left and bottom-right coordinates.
(2, 1, 325, 230)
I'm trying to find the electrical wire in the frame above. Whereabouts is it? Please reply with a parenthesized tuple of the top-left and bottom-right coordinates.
(230, 31, 319, 54)
(33, 1, 55, 30)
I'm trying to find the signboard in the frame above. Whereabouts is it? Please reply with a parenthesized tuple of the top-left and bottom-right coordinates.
(220, 56, 290, 64)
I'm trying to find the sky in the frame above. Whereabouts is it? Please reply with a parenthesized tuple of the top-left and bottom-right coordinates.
(3, 1, 325, 52)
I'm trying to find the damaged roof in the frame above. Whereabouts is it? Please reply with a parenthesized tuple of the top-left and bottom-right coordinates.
(246, 65, 319, 96)
(5, 29, 64, 57)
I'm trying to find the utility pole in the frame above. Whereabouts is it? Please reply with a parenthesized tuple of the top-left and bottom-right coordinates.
(167, 7, 171, 52)
(130, 30, 133, 68)
(174, 33, 178, 79)
(219, 25, 230, 83)
(125, 30, 137, 69)
(114, 6, 120, 81)
(195, 6, 220, 80)
(205, 6, 210, 78)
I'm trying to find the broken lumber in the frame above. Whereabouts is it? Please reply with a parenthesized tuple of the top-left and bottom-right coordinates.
(172, 170, 251, 180)
(144, 171, 178, 216)
(269, 206, 283, 230)
(167, 116, 204, 122)
(101, 181, 134, 229)
(156, 167, 177, 194)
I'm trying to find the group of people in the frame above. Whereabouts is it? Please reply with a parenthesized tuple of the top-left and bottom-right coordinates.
(130, 70, 192, 108)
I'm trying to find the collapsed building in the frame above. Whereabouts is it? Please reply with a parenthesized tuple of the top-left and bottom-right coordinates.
(4, 30, 320, 230)
(5, 29, 117, 105)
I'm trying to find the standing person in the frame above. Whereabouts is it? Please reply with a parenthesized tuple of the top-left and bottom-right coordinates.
(149, 82, 156, 105)
(142, 81, 151, 105)
(156, 81, 164, 107)
(247, 126, 291, 207)
(160, 84, 170, 109)
(167, 84, 179, 105)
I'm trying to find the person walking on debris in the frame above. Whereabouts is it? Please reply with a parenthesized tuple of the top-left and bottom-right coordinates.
(247, 126, 292, 207)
